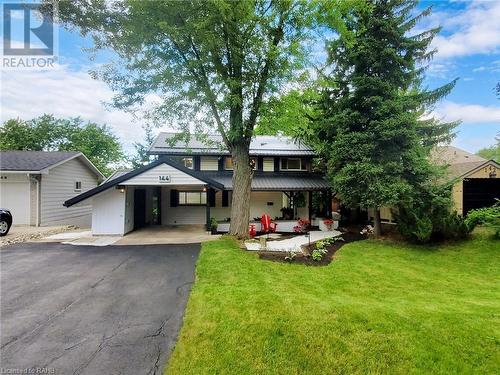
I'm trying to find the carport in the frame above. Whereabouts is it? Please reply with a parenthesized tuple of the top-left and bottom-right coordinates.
(64, 159, 224, 236)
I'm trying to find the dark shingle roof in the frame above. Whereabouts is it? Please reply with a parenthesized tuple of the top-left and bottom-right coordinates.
(0, 151, 80, 171)
(148, 132, 316, 156)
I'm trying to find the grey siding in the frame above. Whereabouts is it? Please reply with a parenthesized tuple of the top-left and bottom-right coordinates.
(40, 158, 99, 226)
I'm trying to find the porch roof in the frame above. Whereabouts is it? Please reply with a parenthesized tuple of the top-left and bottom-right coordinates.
(200, 172, 331, 191)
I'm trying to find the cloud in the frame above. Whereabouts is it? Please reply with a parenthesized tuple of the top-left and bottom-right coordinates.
(0, 64, 170, 153)
(435, 101, 500, 123)
(431, 1, 500, 59)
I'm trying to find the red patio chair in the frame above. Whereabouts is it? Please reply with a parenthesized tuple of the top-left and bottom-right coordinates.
(261, 214, 277, 234)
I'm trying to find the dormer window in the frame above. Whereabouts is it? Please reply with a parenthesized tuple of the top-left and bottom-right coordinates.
(280, 158, 306, 171)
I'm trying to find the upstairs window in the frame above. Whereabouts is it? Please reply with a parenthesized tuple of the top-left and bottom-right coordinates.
(224, 157, 234, 170)
(225, 157, 257, 170)
(280, 158, 306, 171)
(74, 181, 82, 192)
(171, 156, 193, 169)
(181, 157, 193, 169)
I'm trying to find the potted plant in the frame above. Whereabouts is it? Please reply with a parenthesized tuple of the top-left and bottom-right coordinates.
(323, 218, 333, 231)
(209, 217, 219, 234)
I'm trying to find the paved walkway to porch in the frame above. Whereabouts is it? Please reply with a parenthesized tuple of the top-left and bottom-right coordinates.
(115, 225, 219, 245)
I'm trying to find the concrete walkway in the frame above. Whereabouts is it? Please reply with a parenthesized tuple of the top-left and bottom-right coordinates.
(115, 225, 219, 245)
(246, 230, 342, 252)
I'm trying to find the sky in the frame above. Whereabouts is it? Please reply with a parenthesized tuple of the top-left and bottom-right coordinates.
(0, 0, 499, 155)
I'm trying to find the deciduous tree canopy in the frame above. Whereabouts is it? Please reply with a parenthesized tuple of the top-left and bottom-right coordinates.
(0, 114, 124, 175)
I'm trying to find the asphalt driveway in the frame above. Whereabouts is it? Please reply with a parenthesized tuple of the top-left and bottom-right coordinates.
(0, 242, 200, 375)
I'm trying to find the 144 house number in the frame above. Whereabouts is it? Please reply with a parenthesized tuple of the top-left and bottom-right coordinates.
(158, 175, 171, 183)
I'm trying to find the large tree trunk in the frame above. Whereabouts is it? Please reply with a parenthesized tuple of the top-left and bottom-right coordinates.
(372, 207, 382, 237)
(229, 142, 253, 238)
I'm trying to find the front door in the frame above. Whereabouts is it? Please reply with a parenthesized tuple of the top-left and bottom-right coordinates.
(134, 189, 146, 229)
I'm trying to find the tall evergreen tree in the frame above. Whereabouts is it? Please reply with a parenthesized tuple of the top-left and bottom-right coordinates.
(311, 0, 458, 236)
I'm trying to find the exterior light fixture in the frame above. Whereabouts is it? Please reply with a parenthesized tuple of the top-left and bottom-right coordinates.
(116, 185, 125, 193)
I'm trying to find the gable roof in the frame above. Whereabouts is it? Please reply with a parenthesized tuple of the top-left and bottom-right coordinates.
(0, 150, 104, 179)
(63, 158, 225, 207)
(148, 132, 316, 156)
(431, 145, 499, 180)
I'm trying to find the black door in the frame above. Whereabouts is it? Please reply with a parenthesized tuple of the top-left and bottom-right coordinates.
(463, 178, 500, 215)
(134, 189, 146, 229)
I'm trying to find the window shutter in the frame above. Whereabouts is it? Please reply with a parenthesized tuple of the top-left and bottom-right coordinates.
(194, 156, 200, 171)
(222, 190, 229, 207)
(257, 157, 263, 171)
(274, 157, 280, 171)
(208, 189, 216, 207)
(170, 189, 178, 207)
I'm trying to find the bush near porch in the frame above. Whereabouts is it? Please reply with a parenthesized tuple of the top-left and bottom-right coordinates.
(165, 231, 499, 374)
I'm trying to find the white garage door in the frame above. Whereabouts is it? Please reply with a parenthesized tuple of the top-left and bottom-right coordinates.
(0, 182, 30, 225)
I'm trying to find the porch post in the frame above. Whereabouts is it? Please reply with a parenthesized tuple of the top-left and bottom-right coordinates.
(205, 186, 211, 231)
(326, 189, 333, 218)
(308, 190, 313, 223)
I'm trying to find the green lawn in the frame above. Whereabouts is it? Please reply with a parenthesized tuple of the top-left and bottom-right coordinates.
(165, 233, 500, 374)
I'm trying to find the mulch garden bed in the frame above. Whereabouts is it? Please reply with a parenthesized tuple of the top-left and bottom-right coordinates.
(257, 229, 365, 266)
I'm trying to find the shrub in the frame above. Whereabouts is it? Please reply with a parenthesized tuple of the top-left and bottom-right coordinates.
(465, 201, 500, 238)
(394, 183, 471, 243)
(209, 217, 218, 232)
(311, 249, 323, 261)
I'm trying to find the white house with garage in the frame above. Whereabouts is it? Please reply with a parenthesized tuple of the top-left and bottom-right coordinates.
(64, 133, 335, 236)
(0, 151, 104, 227)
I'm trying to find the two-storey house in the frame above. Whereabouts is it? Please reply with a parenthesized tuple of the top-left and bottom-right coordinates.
(64, 133, 333, 236)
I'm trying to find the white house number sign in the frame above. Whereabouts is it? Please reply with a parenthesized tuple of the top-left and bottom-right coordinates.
(158, 175, 171, 183)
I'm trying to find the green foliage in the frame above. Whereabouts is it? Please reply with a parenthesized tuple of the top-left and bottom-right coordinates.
(130, 124, 155, 168)
(209, 217, 219, 232)
(465, 201, 500, 238)
(311, 248, 325, 261)
(312, 237, 337, 261)
(0, 115, 124, 175)
(394, 183, 470, 243)
(476, 134, 499, 163)
(306, 0, 458, 233)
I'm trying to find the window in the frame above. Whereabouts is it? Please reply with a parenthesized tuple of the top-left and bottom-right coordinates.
(74, 181, 82, 192)
(225, 157, 257, 170)
(200, 157, 218, 171)
(171, 156, 193, 169)
(181, 157, 193, 169)
(280, 158, 305, 171)
(263, 158, 274, 172)
(224, 157, 233, 170)
(178, 191, 207, 205)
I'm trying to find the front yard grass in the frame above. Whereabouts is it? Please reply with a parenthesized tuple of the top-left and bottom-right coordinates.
(166, 232, 500, 374)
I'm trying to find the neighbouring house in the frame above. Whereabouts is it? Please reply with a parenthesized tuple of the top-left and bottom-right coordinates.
(0, 151, 104, 227)
(64, 133, 334, 236)
(369, 145, 500, 223)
